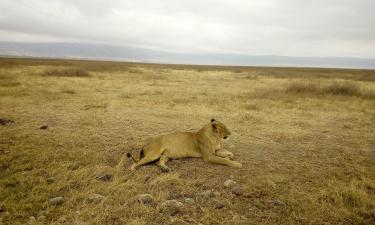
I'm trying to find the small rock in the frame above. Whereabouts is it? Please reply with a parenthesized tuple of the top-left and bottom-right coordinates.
(240, 216, 248, 220)
(160, 200, 184, 216)
(49, 197, 64, 206)
(88, 194, 105, 203)
(23, 165, 33, 171)
(213, 191, 221, 197)
(224, 179, 236, 188)
(96, 173, 112, 182)
(211, 199, 225, 209)
(136, 194, 155, 205)
(28, 216, 36, 225)
(46, 177, 56, 184)
(268, 199, 286, 207)
(233, 215, 248, 220)
(184, 198, 195, 204)
(67, 163, 79, 170)
(40, 125, 48, 129)
(4, 179, 19, 187)
(0, 118, 14, 126)
(201, 190, 214, 199)
(232, 186, 243, 196)
(37, 215, 46, 222)
(58, 216, 67, 223)
(184, 218, 197, 224)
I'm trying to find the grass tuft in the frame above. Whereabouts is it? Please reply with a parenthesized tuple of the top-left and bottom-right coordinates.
(41, 67, 91, 77)
(0, 79, 21, 87)
(285, 80, 321, 94)
(322, 81, 360, 96)
(285, 80, 375, 99)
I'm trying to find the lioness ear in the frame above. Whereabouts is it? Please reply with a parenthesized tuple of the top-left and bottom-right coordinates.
(212, 123, 217, 130)
(211, 118, 216, 122)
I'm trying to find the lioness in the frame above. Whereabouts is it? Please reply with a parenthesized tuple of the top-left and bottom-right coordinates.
(128, 119, 242, 172)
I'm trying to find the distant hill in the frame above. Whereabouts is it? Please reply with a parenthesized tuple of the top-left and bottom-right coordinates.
(0, 41, 374, 69)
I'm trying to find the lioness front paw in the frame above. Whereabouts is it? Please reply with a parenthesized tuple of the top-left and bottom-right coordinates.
(232, 161, 242, 168)
(227, 153, 234, 160)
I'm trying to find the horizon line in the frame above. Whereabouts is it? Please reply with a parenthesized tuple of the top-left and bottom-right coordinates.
(1, 55, 375, 71)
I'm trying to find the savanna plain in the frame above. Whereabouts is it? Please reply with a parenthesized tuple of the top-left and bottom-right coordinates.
(0, 58, 374, 225)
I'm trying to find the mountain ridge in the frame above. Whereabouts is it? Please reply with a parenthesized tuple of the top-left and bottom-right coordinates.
(1, 41, 374, 69)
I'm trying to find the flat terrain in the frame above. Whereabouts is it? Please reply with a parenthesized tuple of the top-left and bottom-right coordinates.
(0, 58, 374, 225)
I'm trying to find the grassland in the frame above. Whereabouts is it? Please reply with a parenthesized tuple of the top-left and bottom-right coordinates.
(0, 57, 374, 225)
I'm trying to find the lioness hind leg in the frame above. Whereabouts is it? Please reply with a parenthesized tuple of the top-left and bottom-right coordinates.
(129, 151, 161, 171)
(157, 153, 170, 172)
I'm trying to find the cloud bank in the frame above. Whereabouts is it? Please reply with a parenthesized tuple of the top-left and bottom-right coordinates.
(0, 0, 374, 58)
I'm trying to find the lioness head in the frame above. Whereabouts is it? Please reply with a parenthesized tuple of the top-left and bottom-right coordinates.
(210, 119, 231, 139)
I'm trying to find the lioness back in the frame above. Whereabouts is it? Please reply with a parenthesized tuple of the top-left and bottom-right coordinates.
(143, 132, 201, 159)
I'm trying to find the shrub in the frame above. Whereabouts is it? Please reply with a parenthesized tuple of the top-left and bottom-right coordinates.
(41, 67, 91, 77)
(321, 82, 361, 96)
(285, 80, 375, 99)
(0, 71, 20, 87)
(286, 80, 320, 94)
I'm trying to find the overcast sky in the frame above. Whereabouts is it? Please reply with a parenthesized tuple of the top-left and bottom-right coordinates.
(0, 0, 374, 58)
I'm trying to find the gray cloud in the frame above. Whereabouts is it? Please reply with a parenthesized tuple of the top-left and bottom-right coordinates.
(0, 0, 374, 58)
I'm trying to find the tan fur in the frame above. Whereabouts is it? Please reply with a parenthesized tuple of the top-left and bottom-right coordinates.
(129, 119, 242, 172)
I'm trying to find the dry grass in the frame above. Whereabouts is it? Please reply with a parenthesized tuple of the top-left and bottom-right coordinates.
(0, 57, 374, 225)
